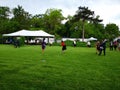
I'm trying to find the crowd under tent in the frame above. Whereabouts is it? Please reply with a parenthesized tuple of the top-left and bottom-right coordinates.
(3, 29, 55, 44)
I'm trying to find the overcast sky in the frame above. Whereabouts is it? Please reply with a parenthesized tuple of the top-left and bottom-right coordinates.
(1, 0, 120, 27)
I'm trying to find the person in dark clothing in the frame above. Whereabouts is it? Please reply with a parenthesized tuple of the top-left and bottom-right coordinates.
(41, 38, 46, 53)
(113, 41, 118, 51)
(99, 39, 107, 56)
(14, 38, 20, 48)
(102, 39, 107, 55)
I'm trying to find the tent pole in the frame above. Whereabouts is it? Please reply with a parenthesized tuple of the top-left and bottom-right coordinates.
(48, 37, 49, 44)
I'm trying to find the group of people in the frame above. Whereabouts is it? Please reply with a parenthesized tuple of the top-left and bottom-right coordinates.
(96, 39, 120, 56)
(41, 38, 120, 54)
(7, 38, 20, 48)
(109, 40, 120, 51)
(96, 39, 107, 56)
(41, 39, 67, 53)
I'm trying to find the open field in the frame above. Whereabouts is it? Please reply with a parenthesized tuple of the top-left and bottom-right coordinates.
(0, 45, 120, 90)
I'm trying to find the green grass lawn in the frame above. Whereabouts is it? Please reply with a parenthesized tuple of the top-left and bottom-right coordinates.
(0, 44, 120, 90)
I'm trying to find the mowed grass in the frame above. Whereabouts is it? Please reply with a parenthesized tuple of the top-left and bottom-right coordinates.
(0, 45, 120, 90)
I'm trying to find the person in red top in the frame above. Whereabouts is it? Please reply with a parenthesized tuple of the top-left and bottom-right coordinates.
(61, 40, 66, 52)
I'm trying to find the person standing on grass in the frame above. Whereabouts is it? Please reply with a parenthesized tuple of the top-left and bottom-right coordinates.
(99, 39, 107, 56)
(61, 40, 66, 53)
(110, 41, 113, 51)
(73, 40, 77, 47)
(113, 41, 118, 51)
(87, 41, 91, 47)
(41, 38, 46, 53)
(118, 43, 120, 51)
(95, 41, 100, 54)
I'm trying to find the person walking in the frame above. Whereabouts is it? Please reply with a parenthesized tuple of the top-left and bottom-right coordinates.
(99, 39, 107, 56)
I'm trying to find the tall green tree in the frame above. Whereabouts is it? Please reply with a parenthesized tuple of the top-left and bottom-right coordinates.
(63, 15, 73, 37)
(0, 6, 10, 20)
(105, 23, 120, 40)
(43, 8, 64, 35)
(0, 6, 11, 34)
(85, 23, 105, 39)
(12, 5, 31, 30)
(31, 14, 44, 29)
(73, 6, 102, 41)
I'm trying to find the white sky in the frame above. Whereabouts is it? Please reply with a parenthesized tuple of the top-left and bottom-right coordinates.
(0, 0, 120, 27)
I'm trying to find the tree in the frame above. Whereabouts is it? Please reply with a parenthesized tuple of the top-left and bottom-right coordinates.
(85, 23, 105, 39)
(12, 5, 31, 30)
(43, 8, 64, 35)
(73, 6, 102, 41)
(0, 6, 10, 20)
(63, 15, 73, 37)
(31, 14, 44, 29)
(0, 6, 10, 34)
(105, 23, 120, 40)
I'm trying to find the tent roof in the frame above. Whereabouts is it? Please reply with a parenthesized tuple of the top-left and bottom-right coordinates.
(88, 37, 97, 41)
(3, 30, 54, 37)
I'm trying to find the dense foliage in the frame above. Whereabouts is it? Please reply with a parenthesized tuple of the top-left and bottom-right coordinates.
(0, 5, 120, 43)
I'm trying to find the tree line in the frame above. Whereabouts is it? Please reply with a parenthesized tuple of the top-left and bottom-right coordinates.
(0, 5, 120, 42)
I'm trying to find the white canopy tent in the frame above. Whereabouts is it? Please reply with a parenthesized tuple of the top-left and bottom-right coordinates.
(87, 37, 97, 41)
(3, 29, 54, 37)
(3, 30, 55, 44)
(114, 36, 120, 42)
